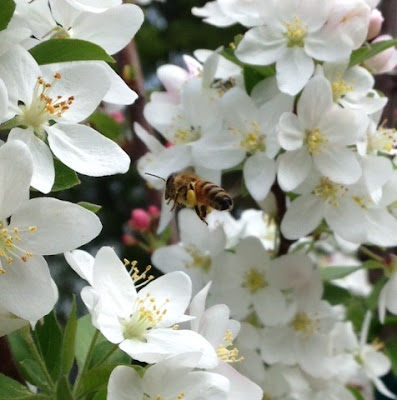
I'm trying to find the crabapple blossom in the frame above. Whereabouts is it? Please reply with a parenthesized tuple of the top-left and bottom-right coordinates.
(281, 161, 397, 246)
(321, 62, 387, 114)
(108, 354, 230, 400)
(152, 209, 227, 295)
(0, 141, 101, 333)
(188, 282, 263, 400)
(0, 46, 130, 193)
(194, 81, 293, 201)
(16, 0, 144, 56)
(235, 0, 370, 94)
(277, 75, 366, 191)
(69, 246, 218, 368)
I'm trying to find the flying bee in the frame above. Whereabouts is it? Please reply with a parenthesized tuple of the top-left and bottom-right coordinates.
(145, 171, 233, 224)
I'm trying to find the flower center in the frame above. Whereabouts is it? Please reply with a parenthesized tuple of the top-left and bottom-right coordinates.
(239, 122, 265, 155)
(368, 125, 397, 154)
(313, 177, 347, 207)
(217, 329, 243, 363)
(284, 16, 307, 47)
(146, 393, 185, 400)
(19, 74, 74, 135)
(290, 312, 318, 339)
(304, 127, 328, 155)
(331, 78, 353, 102)
(0, 222, 37, 272)
(122, 292, 169, 341)
(184, 245, 212, 273)
(242, 268, 267, 293)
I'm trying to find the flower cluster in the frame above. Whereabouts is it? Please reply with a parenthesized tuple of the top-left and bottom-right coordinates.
(136, 0, 397, 398)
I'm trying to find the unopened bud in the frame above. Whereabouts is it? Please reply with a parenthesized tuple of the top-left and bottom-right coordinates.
(366, 9, 384, 40)
(365, 35, 397, 74)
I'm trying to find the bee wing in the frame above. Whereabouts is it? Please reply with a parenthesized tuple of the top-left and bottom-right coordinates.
(157, 194, 175, 234)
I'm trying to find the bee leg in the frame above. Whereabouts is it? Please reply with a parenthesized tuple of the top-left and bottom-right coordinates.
(195, 205, 208, 225)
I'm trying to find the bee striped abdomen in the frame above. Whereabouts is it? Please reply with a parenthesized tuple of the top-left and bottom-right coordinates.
(195, 181, 233, 210)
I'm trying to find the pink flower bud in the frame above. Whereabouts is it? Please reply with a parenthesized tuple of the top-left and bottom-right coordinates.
(366, 9, 384, 40)
(147, 205, 160, 217)
(364, 35, 397, 74)
(122, 234, 138, 246)
(130, 208, 150, 230)
(109, 110, 125, 124)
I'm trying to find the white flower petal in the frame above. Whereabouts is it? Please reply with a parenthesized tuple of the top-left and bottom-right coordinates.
(40, 62, 110, 122)
(277, 149, 312, 191)
(276, 48, 314, 95)
(71, 4, 143, 54)
(243, 153, 276, 202)
(47, 123, 130, 176)
(9, 127, 54, 194)
(0, 45, 39, 106)
(0, 256, 57, 321)
(314, 146, 361, 185)
(64, 249, 94, 284)
(297, 75, 333, 128)
(0, 141, 32, 220)
(108, 365, 143, 400)
(278, 113, 304, 151)
(100, 62, 138, 105)
(236, 26, 286, 66)
(9, 197, 102, 255)
(281, 194, 324, 239)
(120, 328, 218, 368)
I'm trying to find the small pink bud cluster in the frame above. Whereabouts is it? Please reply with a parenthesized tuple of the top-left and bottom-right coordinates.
(122, 206, 163, 252)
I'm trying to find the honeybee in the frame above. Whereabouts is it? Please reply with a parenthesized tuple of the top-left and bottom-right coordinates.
(145, 171, 233, 224)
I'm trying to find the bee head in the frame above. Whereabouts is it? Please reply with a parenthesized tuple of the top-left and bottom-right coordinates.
(165, 173, 177, 200)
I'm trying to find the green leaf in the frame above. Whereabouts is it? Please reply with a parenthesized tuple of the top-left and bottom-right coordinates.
(323, 282, 352, 305)
(18, 360, 49, 392)
(220, 47, 244, 68)
(0, 0, 15, 31)
(75, 364, 117, 398)
(243, 66, 264, 95)
(29, 39, 115, 65)
(7, 329, 48, 390)
(75, 315, 97, 370)
(75, 315, 129, 371)
(60, 298, 77, 376)
(92, 391, 107, 400)
(319, 265, 362, 281)
(33, 312, 62, 380)
(0, 374, 49, 400)
(77, 202, 102, 214)
(385, 340, 397, 376)
(7, 328, 35, 366)
(55, 376, 73, 400)
(349, 39, 397, 67)
(90, 341, 130, 368)
(88, 112, 123, 141)
(366, 276, 387, 311)
(51, 159, 80, 192)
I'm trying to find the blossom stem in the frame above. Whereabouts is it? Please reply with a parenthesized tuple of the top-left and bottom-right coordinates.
(359, 246, 385, 264)
(22, 327, 55, 392)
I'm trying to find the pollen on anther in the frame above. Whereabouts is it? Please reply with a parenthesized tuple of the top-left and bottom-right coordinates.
(54, 73, 62, 79)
